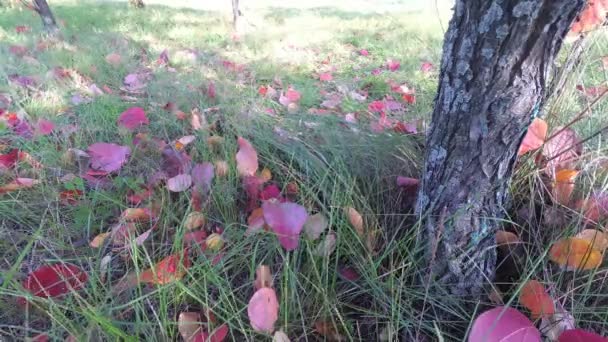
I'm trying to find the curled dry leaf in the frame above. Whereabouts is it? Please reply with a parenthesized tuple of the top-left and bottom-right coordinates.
(185, 211, 206, 230)
(468, 307, 541, 342)
(99, 254, 112, 283)
(205, 233, 224, 251)
(303, 213, 329, 240)
(247, 207, 266, 235)
(273, 330, 291, 342)
(549, 238, 603, 271)
(519, 280, 555, 319)
(552, 169, 578, 206)
(167, 174, 192, 192)
(496, 230, 520, 246)
(518, 118, 547, 156)
(178, 312, 203, 341)
(345, 207, 364, 238)
(248, 287, 279, 333)
(254, 265, 273, 290)
(314, 232, 337, 257)
(540, 303, 575, 341)
(90, 232, 110, 248)
(576, 229, 608, 251)
(236, 137, 258, 177)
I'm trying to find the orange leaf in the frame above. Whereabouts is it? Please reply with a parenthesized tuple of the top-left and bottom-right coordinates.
(495, 230, 520, 246)
(549, 238, 603, 270)
(139, 251, 190, 285)
(0, 178, 39, 194)
(518, 118, 547, 156)
(121, 208, 154, 222)
(89, 232, 110, 248)
(576, 229, 608, 251)
(519, 280, 555, 319)
(552, 169, 579, 205)
(345, 207, 364, 238)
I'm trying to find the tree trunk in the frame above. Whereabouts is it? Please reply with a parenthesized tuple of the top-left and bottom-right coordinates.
(232, 0, 240, 30)
(129, 0, 145, 8)
(33, 0, 59, 35)
(417, 0, 585, 298)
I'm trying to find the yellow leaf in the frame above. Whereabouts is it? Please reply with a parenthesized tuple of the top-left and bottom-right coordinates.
(185, 211, 206, 231)
(260, 167, 272, 182)
(90, 232, 110, 248)
(549, 238, 603, 270)
(205, 233, 224, 251)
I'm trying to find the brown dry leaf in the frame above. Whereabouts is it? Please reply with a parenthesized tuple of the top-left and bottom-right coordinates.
(214, 160, 229, 177)
(549, 237, 603, 270)
(552, 169, 578, 205)
(254, 265, 273, 290)
(315, 232, 337, 257)
(314, 320, 343, 341)
(178, 312, 203, 341)
(304, 213, 329, 240)
(273, 330, 291, 342)
(185, 211, 206, 230)
(345, 207, 364, 238)
(576, 229, 608, 251)
(105, 52, 122, 66)
(496, 230, 520, 246)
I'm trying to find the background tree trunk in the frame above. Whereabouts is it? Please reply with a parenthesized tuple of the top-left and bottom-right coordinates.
(417, 0, 585, 298)
(129, 0, 145, 8)
(33, 0, 59, 35)
(232, 0, 240, 30)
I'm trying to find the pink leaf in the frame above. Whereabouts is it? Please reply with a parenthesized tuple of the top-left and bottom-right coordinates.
(387, 59, 400, 71)
(543, 127, 582, 173)
(420, 62, 434, 74)
(22, 263, 88, 299)
(36, 119, 55, 136)
(558, 329, 606, 342)
(262, 201, 308, 251)
(167, 174, 192, 192)
(468, 307, 541, 342)
(236, 137, 259, 177)
(118, 107, 149, 131)
(87, 143, 131, 173)
(359, 49, 369, 56)
(319, 72, 333, 82)
(207, 82, 216, 99)
(248, 287, 279, 333)
(368, 101, 385, 113)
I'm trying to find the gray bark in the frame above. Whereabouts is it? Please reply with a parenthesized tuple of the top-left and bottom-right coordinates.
(33, 0, 59, 35)
(417, 0, 585, 298)
(232, 0, 240, 30)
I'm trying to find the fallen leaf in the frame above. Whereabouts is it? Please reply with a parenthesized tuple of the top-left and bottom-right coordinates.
(205, 233, 224, 251)
(0, 149, 20, 170)
(191, 163, 214, 193)
(345, 207, 364, 239)
(185, 212, 206, 230)
(518, 118, 548, 156)
(105, 53, 122, 66)
(543, 127, 581, 174)
(247, 207, 266, 235)
(314, 320, 343, 341)
(338, 266, 360, 281)
(134, 229, 152, 245)
(254, 264, 273, 290)
(262, 201, 308, 251)
(248, 287, 279, 333)
(167, 174, 192, 192)
(576, 229, 608, 251)
(273, 330, 291, 342)
(314, 232, 337, 257)
(386, 59, 400, 71)
(420, 61, 434, 74)
(519, 280, 555, 319)
(495, 230, 520, 246)
(468, 307, 541, 342)
(206, 81, 216, 99)
(359, 49, 369, 56)
(0, 178, 39, 194)
(21, 263, 88, 299)
(540, 303, 575, 341)
(553, 169, 578, 205)
(87, 143, 130, 174)
(162, 145, 191, 178)
(569, 0, 608, 34)
(90, 232, 110, 248)
(558, 328, 606, 342)
(319, 72, 333, 81)
(304, 213, 329, 240)
(184, 230, 208, 247)
(236, 137, 258, 177)
(260, 168, 272, 182)
(178, 312, 203, 341)
(121, 208, 154, 222)
(139, 251, 190, 285)
(215, 160, 229, 177)
(549, 238, 603, 270)
(118, 107, 149, 131)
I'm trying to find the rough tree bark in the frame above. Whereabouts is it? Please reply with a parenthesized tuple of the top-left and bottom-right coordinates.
(417, 0, 585, 298)
(33, 0, 59, 35)
(129, 0, 145, 8)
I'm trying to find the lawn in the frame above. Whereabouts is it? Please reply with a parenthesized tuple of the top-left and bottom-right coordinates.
(1, 0, 608, 341)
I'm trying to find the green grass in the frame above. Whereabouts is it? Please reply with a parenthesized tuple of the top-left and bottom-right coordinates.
(1, 0, 608, 340)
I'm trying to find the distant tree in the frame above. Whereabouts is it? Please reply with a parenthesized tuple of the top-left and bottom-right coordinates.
(129, 0, 144, 8)
(25, 0, 59, 35)
(232, 0, 241, 30)
(417, 0, 585, 300)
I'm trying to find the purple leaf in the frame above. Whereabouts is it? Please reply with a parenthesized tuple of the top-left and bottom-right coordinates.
(468, 307, 541, 342)
(9, 74, 37, 87)
(118, 107, 149, 131)
(191, 162, 214, 192)
(87, 143, 131, 173)
(262, 201, 308, 251)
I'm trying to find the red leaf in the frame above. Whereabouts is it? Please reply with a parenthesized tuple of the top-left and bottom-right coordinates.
(118, 107, 149, 131)
(262, 201, 308, 251)
(260, 184, 281, 201)
(15, 25, 30, 33)
(184, 230, 208, 248)
(0, 177, 39, 194)
(139, 251, 190, 285)
(9, 45, 28, 57)
(236, 137, 258, 177)
(87, 143, 131, 173)
(368, 101, 385, 113)
(22, 263, 88, 299)
(248, 287, 279, 333)
(339, 266, 360, 281)
(542, 127, 581, 173)
(0, 149, 19, 169)
(558, 328, 606, 342)
(420, 61, 434, 74)
(386, 59, 400, 71)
